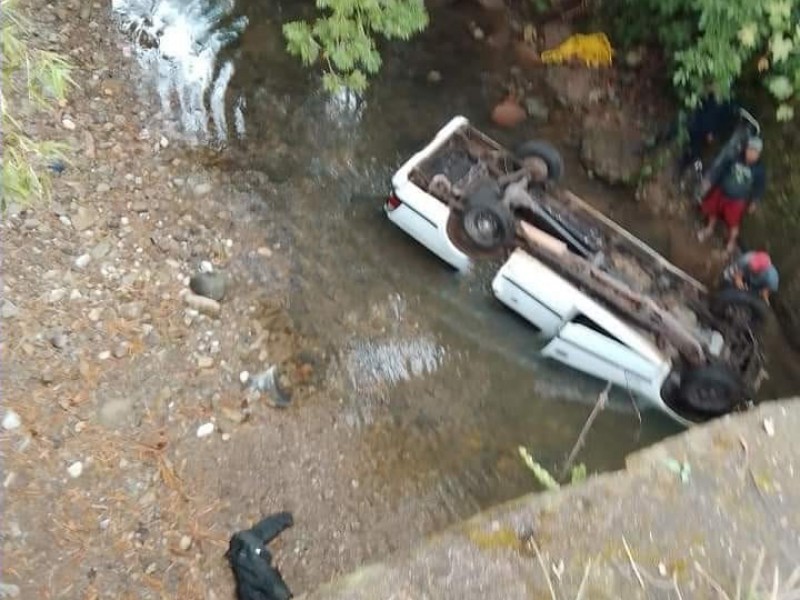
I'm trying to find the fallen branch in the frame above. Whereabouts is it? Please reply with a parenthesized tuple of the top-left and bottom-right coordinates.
(560, 382, 611, 479)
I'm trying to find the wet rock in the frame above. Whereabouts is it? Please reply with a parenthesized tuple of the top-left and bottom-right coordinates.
(579, 114, 644, 185)
(491, 97, 526, 128)
(99, 397, 134, 428)
(71, 206, 98, 231)
(184, 292, 221, 317)
(524, 96, 549, 122)
(189, 272, 226, 301)
(1, 300, 19, 319)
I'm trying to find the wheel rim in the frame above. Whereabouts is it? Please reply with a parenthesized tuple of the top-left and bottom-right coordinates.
(464, 209, 502, 248)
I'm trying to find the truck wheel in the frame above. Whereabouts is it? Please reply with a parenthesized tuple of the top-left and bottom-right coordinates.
(515, 141, 564, 182)
(461, 184, 515, 250)
(710, 287, 768, 329)
(679, 365, 745, 416)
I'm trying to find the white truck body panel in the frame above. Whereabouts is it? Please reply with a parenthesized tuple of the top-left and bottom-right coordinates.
(386, 115, 698, 425)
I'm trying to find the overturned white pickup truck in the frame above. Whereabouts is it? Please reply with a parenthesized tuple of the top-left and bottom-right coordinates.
(385, 116, 767, 425)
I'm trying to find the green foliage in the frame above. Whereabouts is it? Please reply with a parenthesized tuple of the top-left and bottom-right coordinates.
(282, 0, 429, 94)
(518, 446, 587, 490)
(607, 0, 800, 121)
(1, 0, 74, 210)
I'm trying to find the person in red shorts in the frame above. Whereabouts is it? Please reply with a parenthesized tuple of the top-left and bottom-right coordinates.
(697, 136, 766, 255)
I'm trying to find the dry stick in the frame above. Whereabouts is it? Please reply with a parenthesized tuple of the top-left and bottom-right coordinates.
(622, 535, 646, 590)
(560, 382, 611, 479)
(529, 535, 559, 600)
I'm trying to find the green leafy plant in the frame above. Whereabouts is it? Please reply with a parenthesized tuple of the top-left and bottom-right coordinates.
(518, 446, 587, 490)
(282, 0, 429, 94)
(1, 0, 75, 210)
(607, 0, 800, 121)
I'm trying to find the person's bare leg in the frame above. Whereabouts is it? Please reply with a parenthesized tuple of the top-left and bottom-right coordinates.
(697, 216, 716, 242)
(725, 225, 739, 255)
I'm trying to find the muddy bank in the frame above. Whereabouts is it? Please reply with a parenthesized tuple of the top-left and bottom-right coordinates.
(304, 398, 800, 600)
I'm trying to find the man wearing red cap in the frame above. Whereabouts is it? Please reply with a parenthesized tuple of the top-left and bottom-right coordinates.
(723, 250, 780, 304)
(697, 135, 766, 254)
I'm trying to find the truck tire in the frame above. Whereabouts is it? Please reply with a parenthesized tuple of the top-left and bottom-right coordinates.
(515, 141, 564, 182)
(710, 287, 768, 329)
(461, 184, 515, 251)
(678, 364, 745, 416)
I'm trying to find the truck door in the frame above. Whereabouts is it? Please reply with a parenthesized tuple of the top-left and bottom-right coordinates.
(541, 314, 664, 398)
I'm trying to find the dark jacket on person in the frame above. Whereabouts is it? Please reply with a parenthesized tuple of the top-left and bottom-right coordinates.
(708, 155, 766, 203)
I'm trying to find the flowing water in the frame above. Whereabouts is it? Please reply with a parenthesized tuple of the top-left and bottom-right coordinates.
(110, 0, 798, 541)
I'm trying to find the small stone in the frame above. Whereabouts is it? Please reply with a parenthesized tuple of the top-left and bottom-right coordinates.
(257, 247, 272, 258)
(179, 535, 193, 551)
(48, 288, 67, 303)
(98, 350, 111, 361)
(220, 406, 246, 424)
(71, 206, 98, 232)
(96, 183, 111, 194)
(199, 260, 214, 274)
(112, 342, 128, 359)
(88, 307, 102, 322)
(145, 563, 157, 575)
(119, 302, 144, 320)
(2, 410, 21, 431)
(69, 289, 82, 301)
(239, 371, 250, 385)
(193, 183, 212, 197)
(196, 422, 215, 438)
(67, 461, 84, 478)
(221, 433, 231, 442)
(40, 370, 55, 385)
(426, 70, 442, 84)
(50, 331, 68, 349)
(1, 300, 19, 319)
(197, 356, 214, 369)
(90, 240, 111, 260)
(83, 130, 96, 158)
(472, 27, 485, 41)
(61, 117, 76, 130)
(524, 96, 550, 122)
(74, 253, 92, 269)
(160, 136, 169, 148)
(0, 582, 21, 598)
(189, 272, 226, 301)
(183, 292, 221, 317)
(22, 218, 40, 230)
(763, 417, 775, 437)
